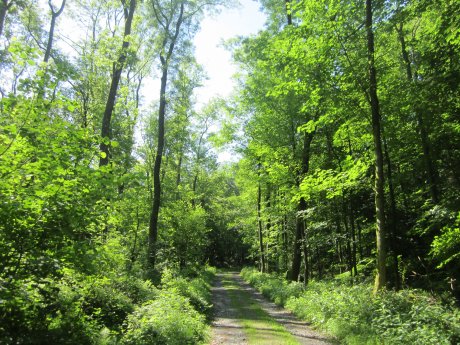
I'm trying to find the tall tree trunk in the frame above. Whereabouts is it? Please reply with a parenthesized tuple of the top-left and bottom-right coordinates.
(290, 132, 314, 281)
(148, 67, 167, 270)
(396, 23, 439, 204)
(257, 181, 266, 273)
(349, 200, 358, 277)
(366, 0, 387, 292)
(100, 0, 136, 166)
(383, 134, 401, 289)
(147, 1, 185, 270)
(283, 213, 288, 272)
(290, 198, 304, 281)
(265, 186, 272, 272)
(343, 204, 353, 277)
(300, 217, 309, 285)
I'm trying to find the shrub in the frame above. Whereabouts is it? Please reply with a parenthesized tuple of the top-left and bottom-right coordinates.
(0, 276, 100, 345)
(122, 290, 208, 345)
(241, 267, 460, 345)
(241, 267, 303, 305)
(161, 268, 213, 317)
(372, 290, 460, 345)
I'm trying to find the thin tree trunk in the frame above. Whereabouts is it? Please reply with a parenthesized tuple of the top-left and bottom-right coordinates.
(349, 200, 358, 277)
(283, 213, 288, 272)
(176, 153, 182, 187)
(300, 218, 309, 286)
(396, 22, 439, 203)
(257, 181, 266, 273)
(284, 0, 292, 25)
(366, 0, 387, 292)
(147, 1, 185, 271)
(316, 246, 323, 279)
(148, 68, 167, 270)
(100, 0, 136, 166)
(44, 0, 66, 63)
(291, 198, 304, 281)
(383, 134, 400, 289)
(356, 217, 363, 260)
(175, 150, 183, 200)
(337, 238, 343, 274)
(290, 132, 314, 281)
(128, 206, 140, 271)
(265, 186, 272, 272)
(343, 206, 353, 277)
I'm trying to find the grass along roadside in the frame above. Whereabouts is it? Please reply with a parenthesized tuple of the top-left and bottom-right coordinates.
(219, 271, 300, 345)
(241, 267, 460, 345)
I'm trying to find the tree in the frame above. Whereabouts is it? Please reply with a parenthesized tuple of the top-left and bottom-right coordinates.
(366, 0, 387, 292)
(100, 0, 136, 166)
(43, 0, 66, 63)
(146, 0, 224, 271)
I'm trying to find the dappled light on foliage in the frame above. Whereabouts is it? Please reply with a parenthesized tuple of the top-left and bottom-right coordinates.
(0, 0, 459, 343)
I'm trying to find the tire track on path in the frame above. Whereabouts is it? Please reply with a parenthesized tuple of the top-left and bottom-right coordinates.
(210, 271, 332, 345)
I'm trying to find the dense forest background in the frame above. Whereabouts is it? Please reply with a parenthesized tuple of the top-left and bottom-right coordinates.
(0, 0, 459, 343)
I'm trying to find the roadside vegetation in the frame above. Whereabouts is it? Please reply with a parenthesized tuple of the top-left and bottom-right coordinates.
(1, 265, 215, 344)
(241, 268, 460, 345)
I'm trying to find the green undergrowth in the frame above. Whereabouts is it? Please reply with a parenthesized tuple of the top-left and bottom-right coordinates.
(220, 271, 300, 345)
(1, 265, 216, 345)
(241, 267, 460, 345)
(123, 266, 215, 345)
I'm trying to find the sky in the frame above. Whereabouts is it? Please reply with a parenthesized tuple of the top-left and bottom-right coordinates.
(51, 0, 266, 160)
(193, 0, 266, 108)
(53, 0, 266, 108)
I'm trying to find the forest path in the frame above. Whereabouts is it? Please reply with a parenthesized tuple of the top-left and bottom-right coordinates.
(210, 271, 332, 345)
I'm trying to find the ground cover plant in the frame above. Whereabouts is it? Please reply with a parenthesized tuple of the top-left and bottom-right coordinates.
(0, 264, 215, 344)
(241, 268, 460, 345)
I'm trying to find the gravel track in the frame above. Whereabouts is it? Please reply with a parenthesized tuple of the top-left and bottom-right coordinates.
(210, 272, 332, 345)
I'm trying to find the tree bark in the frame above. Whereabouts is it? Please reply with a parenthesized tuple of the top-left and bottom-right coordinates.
(148, 67, 167, 270)
(349, 200, 358, 277)
(147, 1, 185, 270)
(0, 0, 14, 38)
(265, 186, 272, 272)
(366, 0, 387, 292)
(290, 131, 314, 281)
(257, 181, 266, 273)
(100, 0, 136, 166)
(300, 216, 309, 285)
(383, 134, 400, 289)
(44, 0, 66, 63)
(284, 0, 292, 26)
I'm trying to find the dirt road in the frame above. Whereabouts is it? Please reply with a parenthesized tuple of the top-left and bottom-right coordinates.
(210, 272, 332, 345)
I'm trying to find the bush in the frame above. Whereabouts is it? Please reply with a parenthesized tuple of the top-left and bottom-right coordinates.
(160, 267, 213, 317)
(241, 267, 460, 345)
(241, 267, 304, 305)
(122, 290, 208, 345)
(0, 276, 100, 345)
(372, 290, 460, 345)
